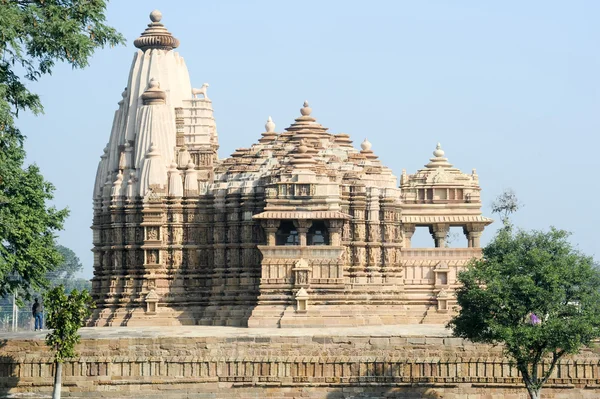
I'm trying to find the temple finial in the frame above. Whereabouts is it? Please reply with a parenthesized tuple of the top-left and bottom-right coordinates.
(360, 138, 372, 151)
(134, 10, 180, 51)
(300, 101, 312, 116)
(141, 78, 167, 105)
(150, 9, 162, 23)
(433, 142, 445, 158)
(265, 116, 275, 133)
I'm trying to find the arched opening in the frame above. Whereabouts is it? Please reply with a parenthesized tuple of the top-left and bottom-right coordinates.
(307, 221, 329, 246)
(275, 221, 299, 246)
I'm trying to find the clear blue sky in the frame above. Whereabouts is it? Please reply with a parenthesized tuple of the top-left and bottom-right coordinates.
(17, 1, 600, 278)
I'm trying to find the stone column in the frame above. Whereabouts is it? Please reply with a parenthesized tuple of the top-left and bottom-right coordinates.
(327, 220, 343, 246)
(261, 220, 280, 246)
(430, 224, 449, 248)
(464, 224, 485, 248)
(402, 224, 416, 248)
(296, 220, 312, 246)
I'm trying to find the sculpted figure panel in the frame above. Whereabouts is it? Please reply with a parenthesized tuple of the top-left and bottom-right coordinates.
(384, 225, 395, 242)
(368, 224, 380, 242)
(146, 226, 159, 241)
(146, 250, 158, 265)
(342, 222, 351, 241)
(354, 223, 365, 241)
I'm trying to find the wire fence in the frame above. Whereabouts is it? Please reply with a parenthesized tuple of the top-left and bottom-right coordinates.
(0, 304, 47, 332)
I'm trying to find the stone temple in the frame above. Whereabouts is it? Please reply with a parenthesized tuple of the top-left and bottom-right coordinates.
(91, 10, 492, 328)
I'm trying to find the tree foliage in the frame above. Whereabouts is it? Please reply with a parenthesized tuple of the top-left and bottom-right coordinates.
(47, 245, 91, 293)
(49, 245, 83, 281)
(0, 134, 68, 296)
(45, 285, 94, 362)
(491, 188, 522, 227)
(0, 0, 125, 135)
(44, 285, 94, 398)
(448, 227, 600, 399)
(0, 0, 124, 296)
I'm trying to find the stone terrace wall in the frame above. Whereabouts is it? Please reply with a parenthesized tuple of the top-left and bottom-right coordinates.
(1, 331, 600, 398)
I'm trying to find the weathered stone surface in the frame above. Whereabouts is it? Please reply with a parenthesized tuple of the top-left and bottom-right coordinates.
(0, 326, 598, 398)
(90, 10, 493, 329)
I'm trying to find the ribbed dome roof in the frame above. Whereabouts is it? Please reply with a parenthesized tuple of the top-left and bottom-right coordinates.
(134, 10, 180, 51)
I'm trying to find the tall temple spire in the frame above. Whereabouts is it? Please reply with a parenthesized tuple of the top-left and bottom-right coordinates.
(134, 10, 180, 51)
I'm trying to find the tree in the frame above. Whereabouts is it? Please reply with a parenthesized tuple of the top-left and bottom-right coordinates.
(44, 285, 95, 399)
(48, 245, 91, 293)
(49, 245, 83, 281)
(448, 227, 600, 399)
(0, 0, 124, 295)
(491, 188, 522, 228)
(0, 136, 68, 296)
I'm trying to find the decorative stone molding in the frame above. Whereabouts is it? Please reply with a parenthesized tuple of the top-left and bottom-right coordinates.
(295, 287, 309, 313)
(145, 290, 159, 314)
(436, 289, 450, 312)
(292, 258, 311, 287)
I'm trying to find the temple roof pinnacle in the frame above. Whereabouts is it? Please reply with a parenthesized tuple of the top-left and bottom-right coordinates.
(134, 10, 180, 51)
(425, 142, 453, 169)
(260, 116, 278, 143)
(285, 101, 329, 135)
(301, 101, 312, 116)
(289, 139, 317, 168)
(360, 138, 372, 151)
(141, 78, 167, 105)
(433, 142, 444, 158)
(265, 116, 275, 133)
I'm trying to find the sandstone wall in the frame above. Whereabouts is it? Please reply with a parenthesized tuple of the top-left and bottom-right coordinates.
(1, 333, 599, 398)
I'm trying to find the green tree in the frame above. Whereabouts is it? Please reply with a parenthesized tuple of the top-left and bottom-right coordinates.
(49, 245, 83, 281)
(44, 285, 95, 399)
(491, 188, 522, 228)
(448, 227, 600, 399)
(0, 135, 68, 296)
(0, 0, 124, 296)
(48, 245, 91, 292)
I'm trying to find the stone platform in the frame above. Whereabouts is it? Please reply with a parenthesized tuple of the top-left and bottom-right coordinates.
(0, 325, 599, 398)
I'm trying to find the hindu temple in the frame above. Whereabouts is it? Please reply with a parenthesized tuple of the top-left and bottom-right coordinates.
(90, 10, 492, 328)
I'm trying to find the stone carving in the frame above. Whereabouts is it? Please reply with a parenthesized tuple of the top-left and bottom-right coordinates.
(90, 10, 492, 328)
(173, 227, 183, 243)
(383, 225, 395, 242)
(146, 250, 159, 264)
(146, 226, 159, 241)
(192, 83, 209, 100)
(368, 224, 380, 242)
(354, 223, 365, 241)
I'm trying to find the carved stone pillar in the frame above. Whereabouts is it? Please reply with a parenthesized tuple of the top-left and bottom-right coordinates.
(402, 224, 416, 248)
(261, 220, 280, 246)
(296, 220, 312, 246)
(327, 220, 343, 246)
(464, 224, 485, 248)
(430, 224, 449, 248)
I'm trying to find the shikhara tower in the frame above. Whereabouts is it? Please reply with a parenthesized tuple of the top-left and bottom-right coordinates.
(91, 11, 492, 327)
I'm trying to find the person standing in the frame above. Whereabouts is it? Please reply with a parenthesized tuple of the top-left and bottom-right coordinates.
(32, 298, 43, 331)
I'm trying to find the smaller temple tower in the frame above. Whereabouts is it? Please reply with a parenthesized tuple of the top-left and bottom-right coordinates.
(399, 143, 492, 322)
